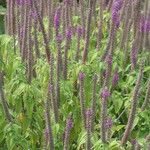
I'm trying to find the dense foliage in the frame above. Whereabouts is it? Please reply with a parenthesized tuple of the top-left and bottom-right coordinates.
(0, 0, 150, 149)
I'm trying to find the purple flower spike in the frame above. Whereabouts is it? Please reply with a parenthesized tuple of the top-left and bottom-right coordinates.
(54, 7, 61, 30)
(106, 54, 112, 65)
(29, 10, 38, 20)
(131, 46, 138, 69)
(112, 11, 120, 27)
(86, 108, 93, 117)
(112, 69, 119, 87)
(79, 72, 85, 80)
(66, 27, 72, 39)
(111, 0, 123, 27)
(112, 0, 123, 12)
(140, 18, 150, 33)
(105, 117, 113, 129)
(86, 108, 93, 129)
(101, 87, 110, 100)
(64, 116, 73, 149)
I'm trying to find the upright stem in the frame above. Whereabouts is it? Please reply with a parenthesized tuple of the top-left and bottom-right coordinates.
(121, 61, 144, 145)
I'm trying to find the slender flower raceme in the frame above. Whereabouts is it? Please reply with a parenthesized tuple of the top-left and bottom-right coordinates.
(64, 116, 73, 150)
(120, 2, 132, 50)
(91, 74, 97, 132)
(68, 0, 74, 27)
(27, 11, 33, 84)
(62, 5, 66, 38)
(47, 0, 53, 41)
(104, 54, 113, 87)
(101, 87, 111, 100)
(56, 34, 63, 70)
(105, 117, 113, 140)
(64, 0, 70, 28)
(140, 17, 150, 33)
(33, 12, 40, 58)
(105, 117, 113, 130)
(96, 0, 104, 51)
(79, 72, 86, 127)
(75, 26, 84, 61)
(45, 97, 55, 150)
(54, 6, 61, 36)
(49, 54, 59, 123)
(44, 128, 49, 148)
(112, 0, 123, 28)
(133, 0, 141, 37)
(79, 0, 86, 31)
(121, 61, 145, 145)
(21, 3, 29, 61)
(100, 54, 112, 143)
(86, 108, 93, 150)
(112, 68, 119, 88)
(82, 0, 93, 64)
(55, 34, 63, 110)
(101, 0, 123, 61)
(101, 86, 110, 143)
(63, 27, 72, 80)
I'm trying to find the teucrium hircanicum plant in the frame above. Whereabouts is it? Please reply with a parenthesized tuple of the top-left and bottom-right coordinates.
(2, 0, 149, 149)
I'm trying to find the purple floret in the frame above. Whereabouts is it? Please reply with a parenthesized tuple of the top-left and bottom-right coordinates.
(105, 117, 113, 129)
(79, 72, 85, 80)
(101, 87, 110, 100)
(66, 27, 72, 39)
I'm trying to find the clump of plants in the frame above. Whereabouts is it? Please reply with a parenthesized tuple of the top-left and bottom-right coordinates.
(0, 0, 150, 149)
